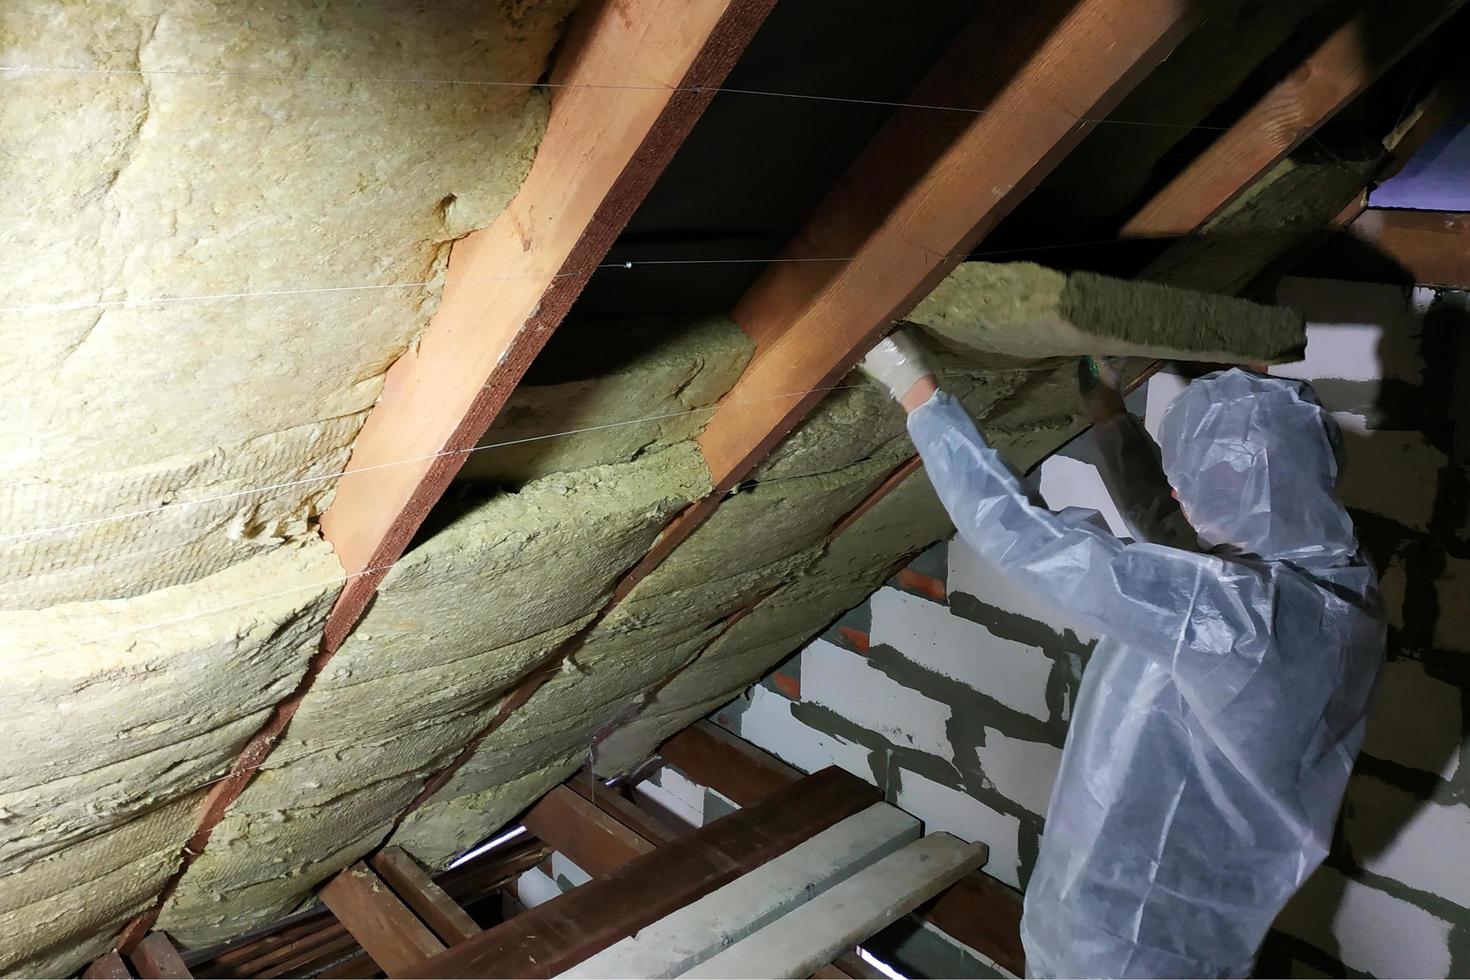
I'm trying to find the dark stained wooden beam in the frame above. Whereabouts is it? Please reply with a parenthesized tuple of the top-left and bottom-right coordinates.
(319, 863, 444, 975)
(370, 847, 481, 946)
(916, 872, 1027, 976)
(660, 720, 801, 808)
(1122, 0, 1465, 237)
(566, 776, 689, 848)
(399, 767, 880, 978)
(127, 935, 192, 980)
(82, 952, 133, 979)
(521, 786, 657, 877)
(1342, 208, 1470, 288)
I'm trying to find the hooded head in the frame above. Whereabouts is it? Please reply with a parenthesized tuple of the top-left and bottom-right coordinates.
(1157, 369, 1357, 565)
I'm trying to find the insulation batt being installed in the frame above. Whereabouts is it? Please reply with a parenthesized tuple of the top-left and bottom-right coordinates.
(0, 1, 1305, 972)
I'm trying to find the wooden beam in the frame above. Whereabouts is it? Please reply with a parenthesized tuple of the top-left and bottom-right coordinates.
(370, 847, 482, 945)
(612, 0, 1199, 576)
(660, 720, 800, 807)
(521, 785, 657, 877)
(916, 872, 1027, 977)
(399, 767, 881, 978)
(562, 803, 921, 978)
(1122, 0, 1464, 238)
(317, 0, 776, 651)
(566, 775, 688, 847)
(82, 952, 133, 979)
(119, 0, 774, 950)
(685, 834, 987, 979)
(319, 863, 445, 975)
(1344, 208, 1470, 287)
(126, 935, 192, 980)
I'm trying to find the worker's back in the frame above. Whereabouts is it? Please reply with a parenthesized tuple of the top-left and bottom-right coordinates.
(1020, 547, 1383, 978)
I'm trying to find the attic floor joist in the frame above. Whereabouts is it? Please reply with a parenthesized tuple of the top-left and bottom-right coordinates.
(116, 0, 774, 949)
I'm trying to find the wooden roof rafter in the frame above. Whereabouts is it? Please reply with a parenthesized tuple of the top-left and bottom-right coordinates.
(115, 0, 776, 950)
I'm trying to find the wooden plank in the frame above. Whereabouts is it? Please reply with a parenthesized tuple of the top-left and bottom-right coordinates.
(563, 803, 920, 978)
(255, 933, 362, 980)
(370, 847, 482, 945)
(319, 863, 444, 975)
(127, 934, 192, 980)
(82, 952, 133, 979)
(601, 0, 1198, 581)
(916, 872, 1027, 977)
(1122, 0, 1464, 237)
(521, 785, 656, 877)
(684, 834, 988, 979)
(317, 0, 777, 651)
(398, 767, 881, 978)
(1345, 209, 1470, 288)
(119, 0, 775, 948)
(659, 720, 800, 808)
(567, 777, 687, 847)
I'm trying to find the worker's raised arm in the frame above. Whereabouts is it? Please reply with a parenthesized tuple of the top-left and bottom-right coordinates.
(905, 389, 1276, 713)
(861, 333, 1282, 714)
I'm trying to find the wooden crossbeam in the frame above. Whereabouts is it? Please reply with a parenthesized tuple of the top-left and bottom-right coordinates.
(567, 776, 689, 847)
(319, 863, 445, 975)
(606, 0, 1199, 583)
(1344, 208, 1470, 288)
(660, 720, 800, 808)
(522, 785, 657, 877)
(118, 0, 774, 951)
(127, 935, 191, 980)
(317, 0, 776, 651)
(82, 952, 133, 979)
(370, 847, 482, 946)
(399, 767, 881, 978)
(1122, 0, 1465, 238)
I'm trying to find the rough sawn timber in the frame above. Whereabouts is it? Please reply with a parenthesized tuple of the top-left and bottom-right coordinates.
(626, 0, 1201, 579)
(319, 0, 778, 652)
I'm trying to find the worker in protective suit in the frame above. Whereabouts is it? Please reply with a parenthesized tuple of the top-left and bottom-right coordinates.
(860, 331, 1384, 979)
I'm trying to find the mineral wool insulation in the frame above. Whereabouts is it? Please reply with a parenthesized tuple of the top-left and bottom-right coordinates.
(0, 0, 573, 972)
(2, 1, 1308, 966)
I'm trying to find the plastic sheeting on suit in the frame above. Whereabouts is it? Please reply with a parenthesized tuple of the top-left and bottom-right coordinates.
(906, 370, 1383, 978)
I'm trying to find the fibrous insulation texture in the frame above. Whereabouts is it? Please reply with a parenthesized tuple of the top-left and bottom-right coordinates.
(1, 0, 573, 972)
(0, 0, 574, 608)
(158, 319, 751, 944)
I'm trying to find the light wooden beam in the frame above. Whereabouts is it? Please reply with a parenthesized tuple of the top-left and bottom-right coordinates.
(117, 0, 773, 951)
(603, 0, 1200, 584)
(1122, 0, 1466, 238)
(318, 0, 777, 651)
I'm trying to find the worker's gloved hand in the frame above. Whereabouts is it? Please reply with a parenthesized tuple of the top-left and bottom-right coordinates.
(1078, 355, 1127, 424)
(860, 330, 934, 409)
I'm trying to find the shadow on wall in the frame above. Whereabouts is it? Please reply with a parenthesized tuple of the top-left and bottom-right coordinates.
(1258, 283, 1470, 978)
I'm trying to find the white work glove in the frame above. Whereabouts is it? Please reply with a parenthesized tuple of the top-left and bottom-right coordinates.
(859, 329, 932, 401)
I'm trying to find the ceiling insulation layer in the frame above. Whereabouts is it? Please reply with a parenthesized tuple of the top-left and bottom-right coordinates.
(0, 0, 575, 608)
(0, 0, 573, 972)
(0, 0, 1316, 972)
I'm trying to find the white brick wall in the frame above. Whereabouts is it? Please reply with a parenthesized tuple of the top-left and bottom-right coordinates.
(869, 588, 1051, 721)
(1278, 867, 1454, 979)
(895, 768, 1023, 888)
(975, 730, 1061, 819)
(802, 638, 955, 757)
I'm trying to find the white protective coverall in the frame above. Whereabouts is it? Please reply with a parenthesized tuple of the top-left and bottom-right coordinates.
(905, 369, 1384, 978)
